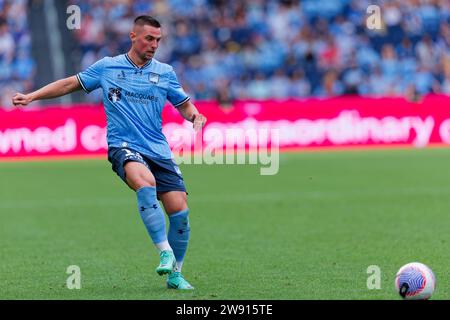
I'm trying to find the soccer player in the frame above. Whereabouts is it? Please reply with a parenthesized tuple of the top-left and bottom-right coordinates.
(12, 15, 206, 290)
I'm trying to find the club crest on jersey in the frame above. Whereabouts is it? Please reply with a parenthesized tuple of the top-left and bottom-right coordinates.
(149, 72, 159, 84)
(108, 87, 122, 102)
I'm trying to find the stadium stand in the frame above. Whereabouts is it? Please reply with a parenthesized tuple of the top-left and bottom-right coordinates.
(1, 0, 449, 107)
(0, 0, 35, 108)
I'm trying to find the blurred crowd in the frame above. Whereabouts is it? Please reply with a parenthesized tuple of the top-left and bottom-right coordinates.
(70, 0, 450, 104)
(1, 0, 450, 107)
(0, 0, 34, 107)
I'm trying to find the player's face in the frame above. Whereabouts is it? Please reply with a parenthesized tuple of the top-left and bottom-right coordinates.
(131, 24, 162, 61)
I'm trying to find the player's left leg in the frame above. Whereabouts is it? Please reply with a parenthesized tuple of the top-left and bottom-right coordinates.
(158, 191, 194, 290)
(159, 191, 189, 271)
(145, 156, 194, 289)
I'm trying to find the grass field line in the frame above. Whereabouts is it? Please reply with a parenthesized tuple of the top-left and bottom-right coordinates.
(1, 185, 450, 210)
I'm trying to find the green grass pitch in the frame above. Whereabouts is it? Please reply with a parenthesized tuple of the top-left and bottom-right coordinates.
(1, 148, 449, 300)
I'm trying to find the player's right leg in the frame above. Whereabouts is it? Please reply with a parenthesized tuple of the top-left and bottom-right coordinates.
(107, 147, 175, 276)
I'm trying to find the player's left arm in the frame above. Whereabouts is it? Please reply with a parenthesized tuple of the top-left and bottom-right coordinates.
(177, 100, 207, 131)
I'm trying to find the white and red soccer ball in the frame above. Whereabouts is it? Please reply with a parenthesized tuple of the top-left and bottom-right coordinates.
(395, 262, 436, 300)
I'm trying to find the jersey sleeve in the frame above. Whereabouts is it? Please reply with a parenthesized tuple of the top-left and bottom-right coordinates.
(167, 70, 190, 108)
(76, 58, 106, 93)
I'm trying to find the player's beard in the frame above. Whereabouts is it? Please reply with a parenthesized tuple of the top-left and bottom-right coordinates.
(140, 50, 154, 61)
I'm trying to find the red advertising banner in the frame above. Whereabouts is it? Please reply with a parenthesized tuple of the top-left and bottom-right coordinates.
(1, 95, 450, 159)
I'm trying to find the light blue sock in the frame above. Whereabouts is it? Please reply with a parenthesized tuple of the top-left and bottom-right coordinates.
(168, 209, 190, 270)
(136, 186, 167, 245)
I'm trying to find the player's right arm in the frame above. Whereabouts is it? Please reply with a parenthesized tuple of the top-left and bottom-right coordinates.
(12, 76, 82, 107)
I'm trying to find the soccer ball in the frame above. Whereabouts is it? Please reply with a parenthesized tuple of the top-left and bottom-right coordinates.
(395, 262, 436, 300)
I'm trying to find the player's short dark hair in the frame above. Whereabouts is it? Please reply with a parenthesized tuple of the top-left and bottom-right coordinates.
(134, 15, 161, 28)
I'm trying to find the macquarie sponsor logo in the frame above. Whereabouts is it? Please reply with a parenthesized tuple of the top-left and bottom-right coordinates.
(124, 90, 159, 105)
(108, 88, 158, 105)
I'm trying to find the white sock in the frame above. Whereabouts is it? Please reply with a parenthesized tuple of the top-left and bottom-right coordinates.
(175, 261, 183, 272)
(155, 240, 172, 253)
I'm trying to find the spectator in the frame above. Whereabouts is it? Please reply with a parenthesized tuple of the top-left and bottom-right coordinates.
(270, 69, 291, 99)
(247, 72, 272, 100)
(0, 19, 14, 63)
(288, 69, 311, 97)
(314, 70, 344, 97)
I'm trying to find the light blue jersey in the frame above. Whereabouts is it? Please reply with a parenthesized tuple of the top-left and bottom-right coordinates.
(77, 54, 189, 159)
